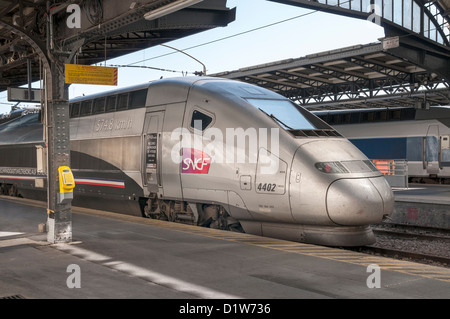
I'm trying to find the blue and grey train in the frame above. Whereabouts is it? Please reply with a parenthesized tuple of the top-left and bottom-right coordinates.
(315, 106, 450, 183)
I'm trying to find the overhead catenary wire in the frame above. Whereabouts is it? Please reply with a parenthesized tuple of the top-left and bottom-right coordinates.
(127, 10, 320, 67)
(106, 64, 195, 75)
(88, 0, 445, 75)
(2, 0, 444, 109)
(102, 9, 321, 75)
(0, 3, 353, 109)
(122, 1, 445, 68)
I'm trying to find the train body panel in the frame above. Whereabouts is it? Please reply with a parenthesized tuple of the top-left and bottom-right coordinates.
(179, 79, 297, 225)
(289, 139, 389, 226)
(0, 77, 394, 246)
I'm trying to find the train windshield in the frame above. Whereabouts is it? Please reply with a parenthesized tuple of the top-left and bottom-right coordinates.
(247, 99, 316, 130)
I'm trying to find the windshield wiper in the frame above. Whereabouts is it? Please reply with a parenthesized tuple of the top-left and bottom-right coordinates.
(259, 108, 294, 130)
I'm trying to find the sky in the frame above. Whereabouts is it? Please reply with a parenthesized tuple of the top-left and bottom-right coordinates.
(0, 0, 385, 115)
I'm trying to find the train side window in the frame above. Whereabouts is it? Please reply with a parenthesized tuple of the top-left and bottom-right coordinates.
(70, 103, 80, 118)
(106, 95, 117, 112)
(117, 93, 129, 111)
(129, 90, 147, 109)
(80, 100, 92, 116)
(93, 98, 106, 114)
(190, 109, 213, 131)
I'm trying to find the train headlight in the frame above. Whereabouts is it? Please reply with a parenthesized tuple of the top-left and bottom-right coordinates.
(315, 160, 380, 174)
(315, 162, 349, 174)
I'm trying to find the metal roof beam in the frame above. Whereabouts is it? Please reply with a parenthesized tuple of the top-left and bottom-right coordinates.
(271, 70, 335, 86)
(244, 75, 305, 90)
(214, 42, 449, 110)
(307, 63, 369, 82)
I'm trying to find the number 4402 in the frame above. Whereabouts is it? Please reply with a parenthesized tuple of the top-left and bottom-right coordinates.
(257, 183, 276, 192)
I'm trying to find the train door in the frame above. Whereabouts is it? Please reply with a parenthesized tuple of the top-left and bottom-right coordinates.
(424, 125, 440, 174)
(440, 135, 450, 168)
(179, 107, 218, 202)
(143, 111, 164, 197)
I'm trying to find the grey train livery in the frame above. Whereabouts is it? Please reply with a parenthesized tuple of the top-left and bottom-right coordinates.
(0, 77, 394, 246)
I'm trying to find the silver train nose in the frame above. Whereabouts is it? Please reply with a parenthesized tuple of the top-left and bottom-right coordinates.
(326, 176, 394, 226)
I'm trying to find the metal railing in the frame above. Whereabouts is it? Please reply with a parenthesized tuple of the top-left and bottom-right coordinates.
(310, 0, 449, 46)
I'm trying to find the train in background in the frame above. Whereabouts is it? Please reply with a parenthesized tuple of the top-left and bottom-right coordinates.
(0, 77, 394, 247)
(315, 106, 450, 184)
(0, 106, 40, 125)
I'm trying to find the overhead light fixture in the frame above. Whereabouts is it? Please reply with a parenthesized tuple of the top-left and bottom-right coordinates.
(144, 0, 204, 21)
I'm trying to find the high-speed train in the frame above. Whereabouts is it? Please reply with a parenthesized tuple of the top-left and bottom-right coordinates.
(0, 77, 394, 246)
(315, 107, 450, 183)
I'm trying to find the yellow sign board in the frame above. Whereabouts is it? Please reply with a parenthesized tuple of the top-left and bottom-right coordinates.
(65, 64, 118, 86)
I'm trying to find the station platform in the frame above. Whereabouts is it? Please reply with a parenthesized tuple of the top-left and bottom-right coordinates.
(392, 184, 450, 229)
(0, 195, 449, 302)
(394, 184, 450, 205)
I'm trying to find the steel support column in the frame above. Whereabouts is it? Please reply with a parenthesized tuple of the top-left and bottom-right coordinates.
(45, 60, 72, 244)
(0, 17, 73, 244)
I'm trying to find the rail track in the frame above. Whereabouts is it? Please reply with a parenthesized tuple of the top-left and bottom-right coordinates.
(352, 223, 450, 268)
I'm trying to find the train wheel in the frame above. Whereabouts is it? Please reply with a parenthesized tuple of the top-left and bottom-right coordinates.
(8, 185, 18, 197)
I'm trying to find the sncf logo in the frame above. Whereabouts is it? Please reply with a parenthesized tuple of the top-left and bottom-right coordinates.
(181, 148, 211, 174)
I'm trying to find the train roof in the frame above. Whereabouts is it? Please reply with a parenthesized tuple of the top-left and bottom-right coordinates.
(69, 76, 287, 103)
(69, 77, 217, 103)
(70, 82, 153, 104)
(0, 77, 325, 145)
(0, 77, 250, 145)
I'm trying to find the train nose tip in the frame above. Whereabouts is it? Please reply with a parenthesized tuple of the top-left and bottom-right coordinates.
(326, 177, 394, 226)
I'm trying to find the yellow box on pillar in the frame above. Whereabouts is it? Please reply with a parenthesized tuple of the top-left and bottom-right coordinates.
(59, 166, 75, 193)
(58, 166, 75, 204)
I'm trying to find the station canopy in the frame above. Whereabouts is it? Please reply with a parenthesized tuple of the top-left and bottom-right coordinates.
(1, 0, 449, 111)
(214, 42, 450, 110)
(269, 0, 450, 48)
(0, 0, 236, 92)
(253, 0, 450, 110)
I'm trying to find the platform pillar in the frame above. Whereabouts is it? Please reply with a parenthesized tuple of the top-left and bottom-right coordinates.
(45, 61, 72, 244)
